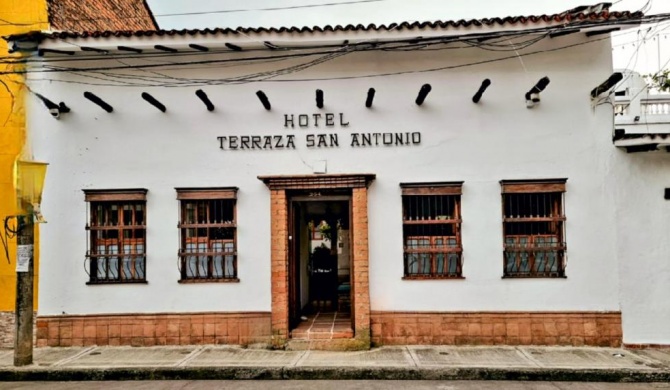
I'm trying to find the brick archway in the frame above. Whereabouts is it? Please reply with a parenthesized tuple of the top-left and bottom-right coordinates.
(259, 174, 375, 348)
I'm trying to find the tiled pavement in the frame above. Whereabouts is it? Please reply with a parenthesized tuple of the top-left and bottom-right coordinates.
(0, 346, 669, 381)
(0, 345, 668, 370)
(290, 311, 354, 340)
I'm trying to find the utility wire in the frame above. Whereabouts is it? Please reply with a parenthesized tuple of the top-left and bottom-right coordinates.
(4, 14, 666, 70)
(0, 0, 392, 26)
(20, 33, 625, 88)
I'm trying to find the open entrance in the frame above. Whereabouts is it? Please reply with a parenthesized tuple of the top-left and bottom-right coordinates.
(259, 173, 374, 348)
(288, 193, 353, 339)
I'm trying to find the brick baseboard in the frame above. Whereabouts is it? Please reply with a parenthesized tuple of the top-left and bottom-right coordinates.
(370, 311, 622, 347)
(37, 312, 271, 347)
(624, 343, 670, 349)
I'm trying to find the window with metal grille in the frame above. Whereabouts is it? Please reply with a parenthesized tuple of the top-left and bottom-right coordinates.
(84, 189, 147, 284)
(400, 182, 463, 279)
(176, 188, 238, 282)
(500, 179, 567, 278)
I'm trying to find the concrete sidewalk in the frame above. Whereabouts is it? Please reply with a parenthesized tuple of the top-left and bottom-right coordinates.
(0, 345, 669, 382)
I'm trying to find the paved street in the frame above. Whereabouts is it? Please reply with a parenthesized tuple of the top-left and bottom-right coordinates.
(0, 380, 669, 389)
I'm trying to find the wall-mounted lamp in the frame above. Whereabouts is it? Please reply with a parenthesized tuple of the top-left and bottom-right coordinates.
(35, 93, 70, 119)
(590, 72, 624, 98)
(525, 77, 550, 108)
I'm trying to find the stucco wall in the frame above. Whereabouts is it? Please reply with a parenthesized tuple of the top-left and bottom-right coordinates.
(28, 34, 624, 318)
(613, 151, 670, 345)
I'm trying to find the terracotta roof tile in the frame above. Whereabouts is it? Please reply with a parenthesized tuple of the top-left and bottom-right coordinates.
(47, 0, 158, 32)
(33, 9, 642, 40)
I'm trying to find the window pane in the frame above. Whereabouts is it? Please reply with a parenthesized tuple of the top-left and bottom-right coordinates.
(224, 242, 235, 277)
(402, 192, 462, 278)
(178, 196, 237, 281)
(198, 242, 207, 278)
(185, 243, 197, 278)
(502, 189, 565, 277)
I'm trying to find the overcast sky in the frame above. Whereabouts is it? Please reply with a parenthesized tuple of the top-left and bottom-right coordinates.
(146, 0, 670, 74)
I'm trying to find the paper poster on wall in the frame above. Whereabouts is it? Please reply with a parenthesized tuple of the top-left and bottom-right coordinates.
(16, 245, 32, 273)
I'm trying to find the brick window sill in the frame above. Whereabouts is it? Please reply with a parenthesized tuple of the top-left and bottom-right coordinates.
(402, 275, 465, 281)
(502, 275, 567, 279)
(86, 280, 148, 285)
(178, 278, 240, 284)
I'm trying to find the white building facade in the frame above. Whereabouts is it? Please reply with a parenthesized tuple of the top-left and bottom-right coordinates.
(11, 6, 670, 349)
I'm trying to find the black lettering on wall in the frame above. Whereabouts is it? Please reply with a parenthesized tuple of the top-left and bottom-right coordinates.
(312, 113, 322, 127)
(362, 133, 371, 146)
(252, 136, 262, 149)
(284, 114, 294, 128)
(339, 113, 349, 126)
(274, 135, 284, 148)
(317, 134, 327, 147)
(350, 133, 360, 147)
(329, 134, 339, 147)
(286, 135, 296, 148)
(240, 136, 250, 149)
(325, 113, 335, 126)
(373, 133, 381, 145)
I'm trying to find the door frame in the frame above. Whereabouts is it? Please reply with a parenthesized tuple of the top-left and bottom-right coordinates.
(259, 174, 375, 347)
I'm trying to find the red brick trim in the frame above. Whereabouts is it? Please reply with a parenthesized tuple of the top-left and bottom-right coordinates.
(270, 189, 289, 347)
(262, 174, 374, 348)
(351, 187, 371, 338)
(624, 343, 670, 349)
(370, 311, 622, 347)
(258, 174, 375, 190)
(36, 312, 271, 347)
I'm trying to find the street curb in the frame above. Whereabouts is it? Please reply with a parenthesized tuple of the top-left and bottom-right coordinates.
(0, 366, 669, 382)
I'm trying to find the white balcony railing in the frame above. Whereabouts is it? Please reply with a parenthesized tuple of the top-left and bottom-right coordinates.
(641, 100, 670, 115)
(615, 95, 670, 117)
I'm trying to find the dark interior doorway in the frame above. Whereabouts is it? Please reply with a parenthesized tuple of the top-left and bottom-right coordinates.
(288, 194, 353, 339)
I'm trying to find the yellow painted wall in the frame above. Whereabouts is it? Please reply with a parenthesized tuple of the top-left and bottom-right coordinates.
(0, 0, 48, 311)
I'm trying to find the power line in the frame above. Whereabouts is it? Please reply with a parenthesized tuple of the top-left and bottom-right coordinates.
(154, 0, 390, 17)
(0, 0, 392, 26)
(2, 13, 663, 67)
(4, 13, 667, 86)
(22, 33, 622, 88)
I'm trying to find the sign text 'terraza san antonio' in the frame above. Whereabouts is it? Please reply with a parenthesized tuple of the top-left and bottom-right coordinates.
(216, 113, 421, 150)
